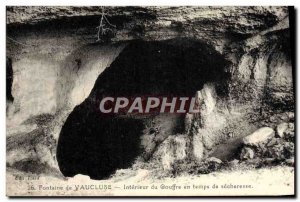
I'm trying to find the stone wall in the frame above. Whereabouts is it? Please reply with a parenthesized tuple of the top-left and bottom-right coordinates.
(6, 6, 294, 178)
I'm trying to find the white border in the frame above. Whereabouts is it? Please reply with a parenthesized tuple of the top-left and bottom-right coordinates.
(1, 0, 299, 201)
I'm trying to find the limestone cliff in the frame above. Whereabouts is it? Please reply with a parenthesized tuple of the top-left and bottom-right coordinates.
(6, 6, 294, 179)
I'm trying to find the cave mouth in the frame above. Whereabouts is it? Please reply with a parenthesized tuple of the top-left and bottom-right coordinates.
(57, 38, 230, 180)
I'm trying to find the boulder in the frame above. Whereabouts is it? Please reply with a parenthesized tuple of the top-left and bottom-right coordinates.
(229, 159, 239, 167)
(207, 157, 222, 164)
(287, 112, 294, 121)
(285, 158, 294, 167)
(276, 122, 289, 138)
(240, 147, 255, 160)
(243, 127, 275, 146)
(206, 157, 223, 171)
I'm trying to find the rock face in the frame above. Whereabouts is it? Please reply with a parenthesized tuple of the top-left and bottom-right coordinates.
(158, 135, 189, 171)
(57, 40, 229, 179)
(6, 6, 294, 178)
(7, 7, 288, 41)
(243, 127, 275, 146)
(240, 147, 255, 160)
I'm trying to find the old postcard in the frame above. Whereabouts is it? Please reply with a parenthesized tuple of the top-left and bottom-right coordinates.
(6, 6, 295, 196)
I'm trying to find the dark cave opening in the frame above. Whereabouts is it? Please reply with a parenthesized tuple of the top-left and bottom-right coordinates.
(57, 39, 230, 180)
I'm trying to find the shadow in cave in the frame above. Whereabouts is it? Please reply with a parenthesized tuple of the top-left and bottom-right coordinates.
(57, 38, 230, 180)
(6, 57, 14, 102)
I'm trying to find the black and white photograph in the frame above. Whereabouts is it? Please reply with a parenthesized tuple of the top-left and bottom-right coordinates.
(5, 5, 296, 197)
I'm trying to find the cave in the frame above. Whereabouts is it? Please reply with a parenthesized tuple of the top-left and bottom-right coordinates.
(56, 39, 231, 180)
